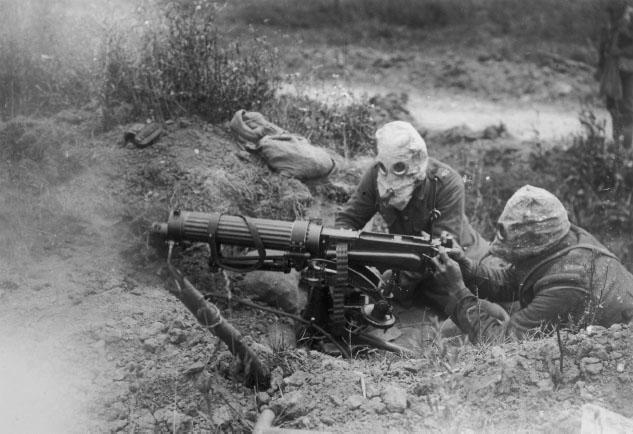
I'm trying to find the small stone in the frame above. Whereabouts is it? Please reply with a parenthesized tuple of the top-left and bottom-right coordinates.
(586, 325, 607, 336)
(381, 385, 408, 414)
(365, 384, 381, 399)
(146, 321, 166, 337)
(617, 363, 626, 373)
(581, 358, 603, 375)
(112, 370, 127, 381)
(610, 352, 623, 360)
(592, 349, 610, 361)
(321, 415, 335, 426)
(269, 367, 284, 392)
(537, 378, 552, 389)
(329, 395, 344, 406)
(391, 360, 422, 373)
(184, 361, 206, 376)
(580, 389, 595, 400)
(271, 391, 307, 419)
(563, 365, 581, 384)
(110, 419, 128, 431)
(362, 397, 388, 415)
(297, 417, 311, 429)
(283, 370, 309, 387)
(412, 380, 434, 396)
(211, 405, 232, 427)
(102, 330, 124, 344)
(143, 338, 160, 353)
(257, 392, 271, 406)
(346, 394, 365, 409)
(491, 346, 507, 360)
(134, 409, 156, 431)
(171, 319, 186, 329)
(528, 372, 542, 385)
(169, 331, 187, 345)
(154, 408, 193, 432)
(322, 357, 348, 370)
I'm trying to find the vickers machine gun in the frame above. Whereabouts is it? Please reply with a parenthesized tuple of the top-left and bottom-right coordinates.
(152, 210, 452, 355)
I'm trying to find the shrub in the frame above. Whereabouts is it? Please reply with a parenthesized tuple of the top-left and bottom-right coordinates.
(530, 110, 633, 262)
(100, 0, 280, 126)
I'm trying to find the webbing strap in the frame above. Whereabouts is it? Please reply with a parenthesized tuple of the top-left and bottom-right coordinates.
(519, 243, 619, 292)
(209, 214, 267, 273)
(427, 176, 441, 238)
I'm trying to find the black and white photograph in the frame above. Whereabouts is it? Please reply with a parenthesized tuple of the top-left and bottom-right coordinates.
(1, 0, 632, 432)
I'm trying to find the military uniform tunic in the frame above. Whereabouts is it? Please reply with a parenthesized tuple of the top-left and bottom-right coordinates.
(335, 157, 488, 261)
(446, 225, 633, 343)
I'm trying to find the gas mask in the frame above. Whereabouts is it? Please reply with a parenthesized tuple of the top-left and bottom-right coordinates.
(375, 121, 429, 211)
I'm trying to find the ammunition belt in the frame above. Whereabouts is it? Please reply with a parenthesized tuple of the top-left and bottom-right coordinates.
(332, 242, 348, 335)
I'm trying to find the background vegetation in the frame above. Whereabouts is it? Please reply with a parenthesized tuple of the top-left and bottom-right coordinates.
(0, 0, 619, 121)
(2, 0, 633, 266)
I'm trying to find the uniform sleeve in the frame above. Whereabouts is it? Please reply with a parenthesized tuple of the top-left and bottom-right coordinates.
(461, 258, 518, 303)
(334, 167, 379, 230)
(445, 274, 589, 344)
(431, 171, 467, 243)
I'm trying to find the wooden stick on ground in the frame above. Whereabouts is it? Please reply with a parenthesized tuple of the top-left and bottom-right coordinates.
(165, 262, 270, 388)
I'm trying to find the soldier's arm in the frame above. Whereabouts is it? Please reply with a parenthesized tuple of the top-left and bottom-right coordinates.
(454, 256, 517, 302)
(446, 274, 588, 344)
(334, 166, 379, 230)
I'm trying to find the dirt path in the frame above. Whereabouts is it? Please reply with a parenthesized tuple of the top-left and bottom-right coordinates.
(406, 92, 605, 142)
(285, 80, 608, 142)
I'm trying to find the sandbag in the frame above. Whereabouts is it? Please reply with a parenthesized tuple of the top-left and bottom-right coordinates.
(230, 110, 285, 143)
(254, 134, 335, 181)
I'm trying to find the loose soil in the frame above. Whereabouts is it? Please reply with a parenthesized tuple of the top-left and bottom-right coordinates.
(1, 25, 632, 434)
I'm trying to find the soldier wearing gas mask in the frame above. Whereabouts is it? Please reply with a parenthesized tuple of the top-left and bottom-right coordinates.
(335, 121, 488, 310)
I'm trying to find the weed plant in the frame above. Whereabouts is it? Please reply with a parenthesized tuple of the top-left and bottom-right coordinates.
(530, 110, 633, 264)
(100, 0, 280, 126)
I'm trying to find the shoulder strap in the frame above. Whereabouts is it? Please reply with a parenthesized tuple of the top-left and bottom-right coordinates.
(427, 176, 440, 238)
(519, 243, 619, 292)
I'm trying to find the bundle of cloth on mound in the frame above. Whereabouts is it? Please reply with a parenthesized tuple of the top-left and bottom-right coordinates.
(230, 110, 335, 181)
